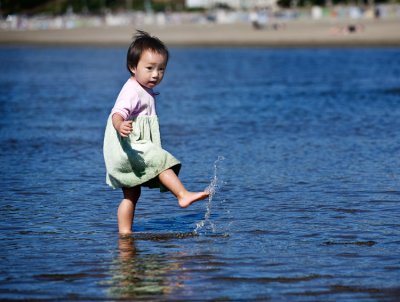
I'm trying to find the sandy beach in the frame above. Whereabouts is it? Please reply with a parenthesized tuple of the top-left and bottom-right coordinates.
(0, 18, 399, 47)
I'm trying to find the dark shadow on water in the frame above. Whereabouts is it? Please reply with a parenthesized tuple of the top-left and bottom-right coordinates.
(323, 240, 377, 246)
(382, 87, 400, 95)
(132, 231, 198, 241)
(131, 231, 229, 241)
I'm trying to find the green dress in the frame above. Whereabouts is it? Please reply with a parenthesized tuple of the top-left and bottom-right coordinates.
(103, 78, 181, 191)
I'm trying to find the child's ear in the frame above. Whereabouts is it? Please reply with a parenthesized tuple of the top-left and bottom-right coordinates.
(129, 65, 136, 75)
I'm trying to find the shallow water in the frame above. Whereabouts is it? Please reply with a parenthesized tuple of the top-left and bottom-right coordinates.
(1, 46, 400, 301)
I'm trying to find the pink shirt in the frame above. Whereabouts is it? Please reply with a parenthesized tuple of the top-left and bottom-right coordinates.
(111, 78, 157, 120)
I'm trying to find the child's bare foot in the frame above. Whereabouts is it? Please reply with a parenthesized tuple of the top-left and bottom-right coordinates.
(178, 191, 209, 208)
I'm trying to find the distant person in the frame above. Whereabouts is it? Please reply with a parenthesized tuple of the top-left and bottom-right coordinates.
(374, 6, 381, 19)
(103, 30, 209, 235)
(250, 7, 270, 29)
(250, 8, 263, 29)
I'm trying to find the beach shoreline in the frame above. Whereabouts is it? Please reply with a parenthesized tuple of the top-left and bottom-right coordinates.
(0, 19, 399, 47)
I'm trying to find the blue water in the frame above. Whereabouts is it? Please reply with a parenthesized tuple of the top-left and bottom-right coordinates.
(1, 46, 400, 301)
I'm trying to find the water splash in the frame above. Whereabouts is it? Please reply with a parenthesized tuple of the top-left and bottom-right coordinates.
(194, 156, 225, 235)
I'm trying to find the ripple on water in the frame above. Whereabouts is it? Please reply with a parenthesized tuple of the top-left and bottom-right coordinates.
(1, 47, 400, 301)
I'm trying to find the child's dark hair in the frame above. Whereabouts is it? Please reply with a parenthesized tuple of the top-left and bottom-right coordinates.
(126, 30, 169, 76)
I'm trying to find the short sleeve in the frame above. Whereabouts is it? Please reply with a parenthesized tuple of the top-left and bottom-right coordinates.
(111, 81, 140, 120)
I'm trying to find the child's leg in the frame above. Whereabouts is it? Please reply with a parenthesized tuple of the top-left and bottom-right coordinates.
(158, 169, 209, 208)
(118, 187, 141, 235)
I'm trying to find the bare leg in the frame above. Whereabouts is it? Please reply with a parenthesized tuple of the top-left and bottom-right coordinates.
(159, 169, 209, 208)
(118, 186, 141, 235)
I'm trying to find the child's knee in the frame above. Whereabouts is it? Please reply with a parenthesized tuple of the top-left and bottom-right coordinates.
(122, 186, 141, 201)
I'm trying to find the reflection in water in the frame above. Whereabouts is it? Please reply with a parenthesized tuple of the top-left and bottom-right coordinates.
(108, 236, 185, 299)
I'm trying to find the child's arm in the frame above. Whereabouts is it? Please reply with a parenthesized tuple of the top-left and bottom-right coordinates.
(112, 113, 133, 137)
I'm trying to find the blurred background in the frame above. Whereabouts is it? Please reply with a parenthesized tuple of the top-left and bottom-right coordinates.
(1, 0, 399, 24)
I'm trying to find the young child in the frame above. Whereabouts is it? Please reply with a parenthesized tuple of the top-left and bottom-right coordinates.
(103, 30, 209, 234)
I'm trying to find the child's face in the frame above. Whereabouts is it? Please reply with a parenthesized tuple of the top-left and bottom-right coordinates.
(131, 50, 167, 89)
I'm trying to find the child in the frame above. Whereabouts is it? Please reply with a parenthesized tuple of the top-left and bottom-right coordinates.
(103, 30, 209, 234)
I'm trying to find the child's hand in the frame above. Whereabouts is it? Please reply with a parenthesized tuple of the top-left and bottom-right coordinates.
(118, 120, 133, 137)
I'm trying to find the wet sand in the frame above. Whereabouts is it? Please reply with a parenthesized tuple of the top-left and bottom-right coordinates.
(0, 19, 399, 47)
